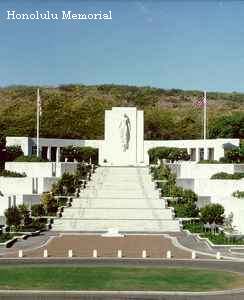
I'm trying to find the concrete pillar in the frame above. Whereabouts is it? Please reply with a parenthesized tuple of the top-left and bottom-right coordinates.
(204, 147, 208, 160)
(56, 147, 60, 163)
(142, 250, 147, 258)
(43, 249, 48, 258)
(47, 146, 51, 161)
(93, 249, 98, 258)
(196, 148, 200, 162)
(18, 250, 23, 258)
(8, 196, 11, 208)
(68, 249, 73, 258)
(166, 250, 172, 259)
(117, 250, 122, 258)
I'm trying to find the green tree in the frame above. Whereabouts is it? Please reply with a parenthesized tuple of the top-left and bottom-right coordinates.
(148, 147, 190, 163)
(18, 204, 31, 225)
(52, 173, 78, 196)
(3, 145, 23, 162)
(41, 193, 58, 215)
(200, 204, 225, 225)
(4, 207, 22, 227)
(209, 112, 244, 139)
(144, 109, 177, 140)
(31, 204, 45, 217)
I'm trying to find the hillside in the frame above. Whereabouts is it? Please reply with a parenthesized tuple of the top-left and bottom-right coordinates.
(0, 84, 243, 143)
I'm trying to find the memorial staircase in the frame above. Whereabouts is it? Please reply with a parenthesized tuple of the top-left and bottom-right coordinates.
(52, 167, 181, 232)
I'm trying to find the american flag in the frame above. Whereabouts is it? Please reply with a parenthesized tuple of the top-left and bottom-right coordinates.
(194, 96, 207, 108)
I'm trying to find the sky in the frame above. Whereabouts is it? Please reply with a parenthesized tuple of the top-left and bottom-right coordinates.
(0, 0, 244, 92)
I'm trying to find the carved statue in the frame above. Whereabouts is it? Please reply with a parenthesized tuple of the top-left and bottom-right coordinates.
(119, 114, 131, 152)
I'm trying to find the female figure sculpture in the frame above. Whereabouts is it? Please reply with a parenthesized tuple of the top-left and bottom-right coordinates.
(119, 114, 131, 152)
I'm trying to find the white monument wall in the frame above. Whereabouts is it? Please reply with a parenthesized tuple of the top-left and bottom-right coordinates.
(177, 178, 244, 197)
(5, 162, 79, 178)
(169, 163, 244, 179)
(100, 107, 144, 166)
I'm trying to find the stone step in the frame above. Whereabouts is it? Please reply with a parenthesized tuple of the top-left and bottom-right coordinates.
(61, 208, 173, 219)
(52, 219, 180, 232)
(51, 166, 180, 233)
(71, 198, 165, 209)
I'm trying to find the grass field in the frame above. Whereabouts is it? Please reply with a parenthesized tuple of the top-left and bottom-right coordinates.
(0, 266, 243, 291)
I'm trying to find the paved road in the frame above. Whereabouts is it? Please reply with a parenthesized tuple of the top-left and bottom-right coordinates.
(0, 258, 244, 299)
(0, 257, 243, 272)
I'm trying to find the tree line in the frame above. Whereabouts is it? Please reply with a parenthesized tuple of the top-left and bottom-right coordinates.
(0, 84, 243, 147)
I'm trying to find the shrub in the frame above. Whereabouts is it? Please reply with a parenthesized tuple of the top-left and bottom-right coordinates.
(232, 190, 244, 198)
(76, 163, 92, 180)
(151, 164, 175, 182)
(211, 172, 244, 179)
(151, 164, 198, 217)
(0, 170, 26, 177)
(41, 193, 58, 215)
(200, 232, 244, 245)
(198, 160, 221, 164)
(57, 197, 68, 207)
(0, 233, 15, 243)
(219, 157, 231, 163)
(183, 222, 204, 233)
(219, 142, 244, 163)
(31, 204, 45, 217)
(18, 204, 31, 225)
(3, 146, 23, 162)
(61, 146, 98, 164)
(4, 207, 22, 227)
(148, 147, 190, 164)
(52, 173, 78, 196)
(200, 204, 225, 225)
(14, 155, 48, 162)
(22, 219, 46, 231)
(173, 202, 199, 218)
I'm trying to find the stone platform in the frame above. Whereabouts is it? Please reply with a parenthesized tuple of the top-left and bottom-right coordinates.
(52, 167, 180, 232)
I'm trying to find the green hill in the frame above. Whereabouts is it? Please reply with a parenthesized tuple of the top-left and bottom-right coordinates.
(0, 84, 243, 143)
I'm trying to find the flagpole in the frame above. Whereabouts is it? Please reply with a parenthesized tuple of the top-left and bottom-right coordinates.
(203, 90, 207, 140)
(36, 88, 40, 158)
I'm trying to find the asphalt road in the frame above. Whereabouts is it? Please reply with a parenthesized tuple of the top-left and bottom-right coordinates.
(0, 258, 244, 299)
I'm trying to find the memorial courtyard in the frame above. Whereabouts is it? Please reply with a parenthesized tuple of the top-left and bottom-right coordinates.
(0, 106, 244, 298)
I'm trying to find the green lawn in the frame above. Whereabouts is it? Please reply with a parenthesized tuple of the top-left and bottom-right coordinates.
(0, 266, 243, 291)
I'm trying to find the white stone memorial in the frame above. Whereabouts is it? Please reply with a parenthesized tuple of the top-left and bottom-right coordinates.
(100, 107, 144, 166)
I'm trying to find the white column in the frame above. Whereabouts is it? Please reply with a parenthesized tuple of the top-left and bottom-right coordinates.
(117, 250, 122, 258)
(93, 249, 98, 258)
(18, 250, 23, 258)
(196, 148, 200, 162)
(166, 250, 172, 259)
(47, 146, 51, 161)
(43, 249, 48, 258)
(204, 147, 208, 160)
(142, 250, 147, 258)
(56, 147, 60, 163)
(68, 249, 73, 258)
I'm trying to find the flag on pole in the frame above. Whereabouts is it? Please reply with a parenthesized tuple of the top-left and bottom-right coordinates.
(193, 91, 208, 140)
(37, 88, 42, 116)
(36, 89, 41, 158)
(194, 96, 207, 108)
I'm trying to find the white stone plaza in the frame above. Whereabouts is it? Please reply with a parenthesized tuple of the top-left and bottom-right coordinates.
(1, 106, 244, 233)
